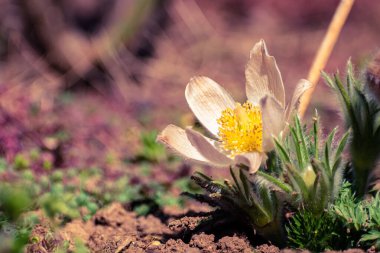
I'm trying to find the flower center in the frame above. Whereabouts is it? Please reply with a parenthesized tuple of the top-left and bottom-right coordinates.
(217, 102, 263, 157)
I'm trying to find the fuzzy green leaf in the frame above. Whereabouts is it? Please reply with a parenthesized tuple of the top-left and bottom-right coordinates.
(290, 126, 305, 170)
(239, 170, 253, 205)
(295, 116, 310, 169)
(256, 171, 293, 194)
(230, 167, 244, 198)
(312, 111, 320, 158)
(286, 164, 309, 202)
(274, 138, 290, 163)
(323, 128, 337, 176)
(333, 131, 349, 172)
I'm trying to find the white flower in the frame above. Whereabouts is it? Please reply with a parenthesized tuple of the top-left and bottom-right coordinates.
(158, 40, 311, 173)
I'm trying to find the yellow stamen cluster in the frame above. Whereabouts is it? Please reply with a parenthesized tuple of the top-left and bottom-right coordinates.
(217, 102, 263, 157)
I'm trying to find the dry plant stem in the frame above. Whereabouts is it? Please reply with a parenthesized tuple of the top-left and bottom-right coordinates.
(19, 0, 157, 79)
(95, 0, 157, 59)
(298, 0, 355, 118)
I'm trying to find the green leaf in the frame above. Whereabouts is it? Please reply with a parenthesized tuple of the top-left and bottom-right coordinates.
(312, 111, 320, 158)
(310, 171, 321, 205)
(295, 116, 310, 168)
(333, 131, 350, 168)
(258, 186, 275, 218)
(354, 86, 371, 134)
(230, 167, 244, 198)
(311, 160, 328, 212)
(286, 164, 309, 202)
(239, 169, 252, 205)
(321, 71, 335, 89)
(290, 126, 304, 170)
(274, 138, 290, 163)
(323, 128, 337, 175)
(360, 230, 380, 243)
(334, 74, 351, 112)
(256, 171, 293, 194)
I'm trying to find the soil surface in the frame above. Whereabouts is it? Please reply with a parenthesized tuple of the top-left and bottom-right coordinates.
(27, 203, 373, 253)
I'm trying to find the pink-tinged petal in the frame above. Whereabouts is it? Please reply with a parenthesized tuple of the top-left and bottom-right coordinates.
(185, 76, 235, 137)
(245, 40, 285, 107)
(157, 124, 230, 167)
(185, 128, 232, 166)
(234, 152, 264, 174)
(157, 125, 205, 162)
(285, 79, 313, 122)
(260, 95, 285, 151)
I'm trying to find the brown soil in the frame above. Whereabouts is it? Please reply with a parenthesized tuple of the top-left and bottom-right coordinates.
(28, 202, 256, 252)
(27, 203, 372, 253)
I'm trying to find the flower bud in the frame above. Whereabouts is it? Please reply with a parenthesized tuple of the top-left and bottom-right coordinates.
(302, 165, 316, 188)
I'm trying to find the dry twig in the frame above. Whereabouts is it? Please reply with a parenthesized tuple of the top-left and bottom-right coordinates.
(299, 0, 355, 118)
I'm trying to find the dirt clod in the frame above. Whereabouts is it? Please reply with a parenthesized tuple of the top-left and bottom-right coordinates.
(255, 244, 280, 253)
(189, 233, 216, 252)
(216, 235, 252, 253)
(168, 216, 206, 234)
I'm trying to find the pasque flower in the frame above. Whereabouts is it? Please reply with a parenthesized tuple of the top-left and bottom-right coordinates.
(158, 40, 311, 173)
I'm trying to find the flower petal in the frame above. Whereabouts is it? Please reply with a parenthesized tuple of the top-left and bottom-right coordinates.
(185, 128, 232, 166)
(185, 76, 235, 137)
(157, 125, 205, 162)
(245, 40, 285, 107)
(157, 124, 231, 167)
(285, 79, 313, 122)
(260, 95, 285, 151)
(234, 152, 264, 174)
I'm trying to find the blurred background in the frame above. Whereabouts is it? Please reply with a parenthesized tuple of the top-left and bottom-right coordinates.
(0, 0, 379, 250)
(0, 0, 379, 169)
(0, 0, 380, 182)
